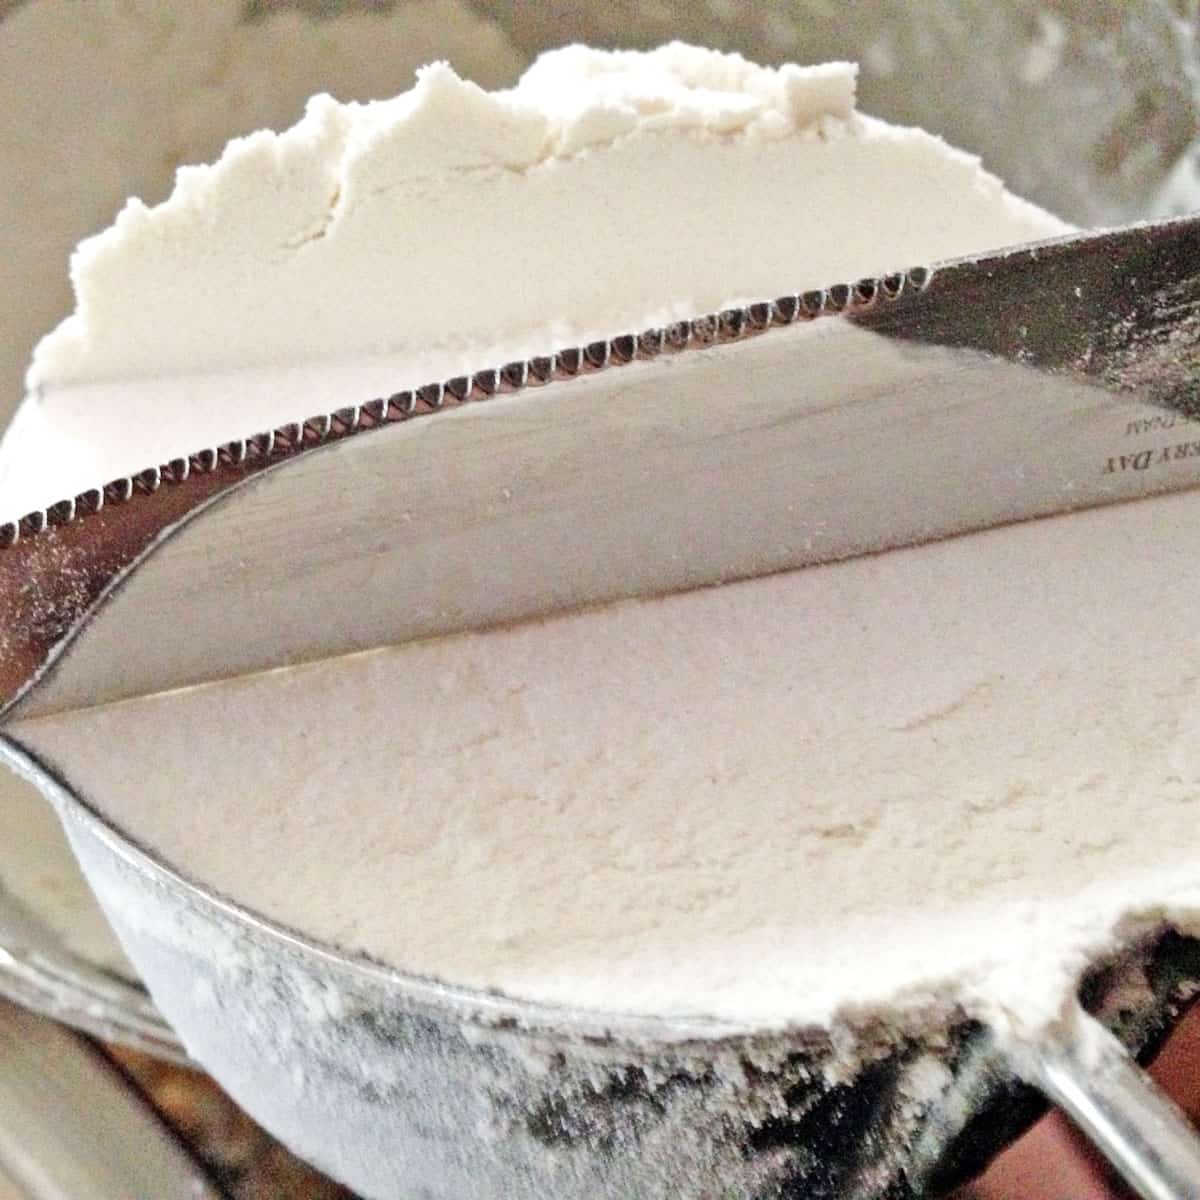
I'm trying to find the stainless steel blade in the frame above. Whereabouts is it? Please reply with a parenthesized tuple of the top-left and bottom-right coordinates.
(2, 216, 1199, 721)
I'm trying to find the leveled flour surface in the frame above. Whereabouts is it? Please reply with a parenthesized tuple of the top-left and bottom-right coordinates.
(17, 487, 1200, 1032)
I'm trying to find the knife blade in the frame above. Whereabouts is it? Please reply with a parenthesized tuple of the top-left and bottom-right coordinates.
(1, 215, 1198, 722)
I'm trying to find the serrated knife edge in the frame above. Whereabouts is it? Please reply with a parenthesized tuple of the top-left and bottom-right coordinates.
(0, 269, 919, 546)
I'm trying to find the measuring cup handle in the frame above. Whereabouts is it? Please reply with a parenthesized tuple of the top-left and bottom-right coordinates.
(1010, 1003, 1200, 1200)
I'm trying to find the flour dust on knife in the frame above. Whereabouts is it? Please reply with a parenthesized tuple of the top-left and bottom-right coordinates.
(4, 43, 1200, 1200)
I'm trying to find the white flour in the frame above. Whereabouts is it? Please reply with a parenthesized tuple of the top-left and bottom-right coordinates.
(27, 46, 1061, 389)
(9, 42, 1196, 1036)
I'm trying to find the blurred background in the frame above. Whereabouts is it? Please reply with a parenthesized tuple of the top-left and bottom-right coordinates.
(1, 2, 1199, 1196)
